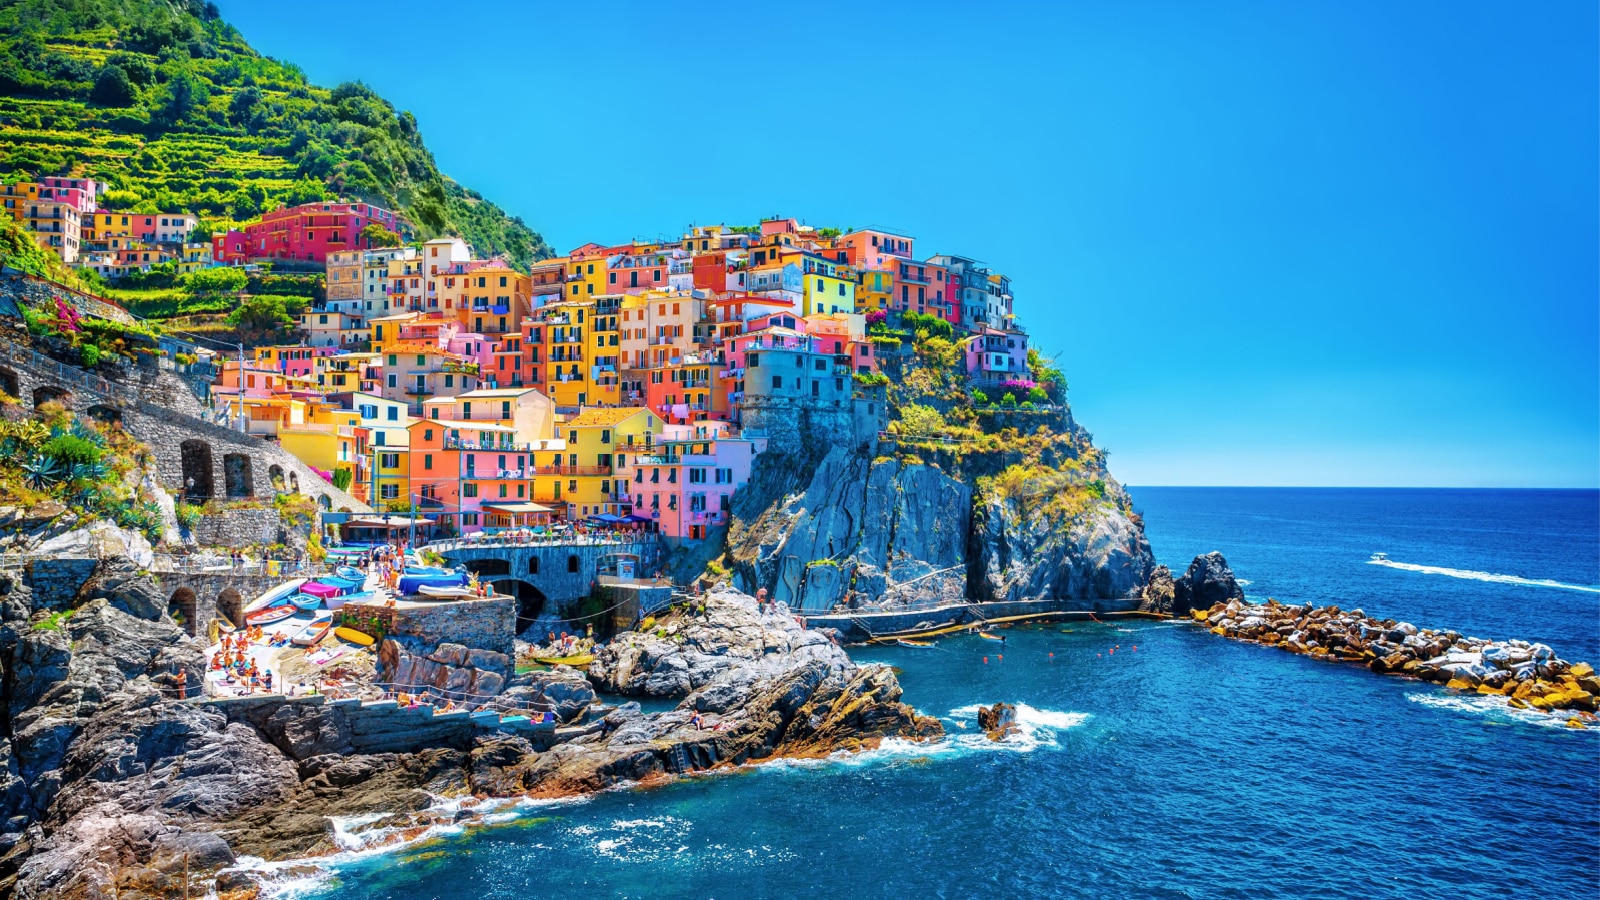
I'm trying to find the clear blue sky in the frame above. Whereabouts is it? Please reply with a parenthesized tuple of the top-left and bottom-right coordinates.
(222, 0, 1598, 487)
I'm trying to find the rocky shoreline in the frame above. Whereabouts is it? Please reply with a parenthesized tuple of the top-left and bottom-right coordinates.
(1194, 597, 1600, 725)
(0, 564, 940, 899)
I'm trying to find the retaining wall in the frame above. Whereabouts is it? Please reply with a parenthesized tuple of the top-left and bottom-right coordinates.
(208, 693, 557, 755)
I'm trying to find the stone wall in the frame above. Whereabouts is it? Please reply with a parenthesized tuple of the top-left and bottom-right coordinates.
(152, 570, 282, 634)
(739, 394, 883, 457)
(0, 271, 136, 325)
(191, 507, 288, 548)
(344, 596, 517, 660)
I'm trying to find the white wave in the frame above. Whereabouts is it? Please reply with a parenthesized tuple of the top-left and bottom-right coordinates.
(1368, 558, 1600, 594)
(1406, 691, 1595, 731)
(1237, 579, 1253, 586)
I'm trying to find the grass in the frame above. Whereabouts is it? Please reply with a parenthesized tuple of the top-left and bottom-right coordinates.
(33, 609, 74, 631)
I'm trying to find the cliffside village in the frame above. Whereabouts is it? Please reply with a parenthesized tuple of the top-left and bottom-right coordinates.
(12, 180, 1036, 545)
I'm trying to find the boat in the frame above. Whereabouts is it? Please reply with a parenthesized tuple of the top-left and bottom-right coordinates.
(334, 626, 375, 647)
(335, 565, 365, 581)
(292, 613, 333, 647)
(531, 653, 594, 667)
(895, 638, 937, 649)
(416, 583, 476, 600)
(978, 632, 1006, 642)
(1370, 552, 1389, 562)
(245, 604, 297, 626)
(244, 578, 307, 613)
(288, 593, 323, 612)
(325, 591, 374, 611)
(404, 566, 448, 576)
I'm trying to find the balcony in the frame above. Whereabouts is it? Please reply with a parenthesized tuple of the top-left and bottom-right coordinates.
(444, 436, 538, 452)
(533, 465, 612, 476)
(464, 469, 528, 480)
(405, 386, 434, 397)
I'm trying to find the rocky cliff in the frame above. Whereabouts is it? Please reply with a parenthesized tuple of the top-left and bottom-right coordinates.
(722, 439, 1155, 614)
(0, 561, 936, 898)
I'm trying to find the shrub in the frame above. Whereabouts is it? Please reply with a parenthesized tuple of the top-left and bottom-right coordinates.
(331, 467, 353, 490)
(1001, 392, 1017, 407)
(853, 372, 890, 388)
(1027, 387, 1049, 405)
(640, 616, 657, 632)
(174, 501, 202, 530)
(897, 404, 947, 439)
(184, 266, 248, 294)
(972, 389, 989, 406)
(41, 434, 102, 467)
(1020, 401, 1036, 410)
(79, 344, 101, 367)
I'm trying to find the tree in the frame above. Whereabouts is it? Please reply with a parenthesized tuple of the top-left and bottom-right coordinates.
(361, 222, 401, 248)
(91, 65, 136, 107)
(225, 294, 295, 335)
(155, 71, 205, 127)
(184, 266, 247, 294)
(897, 404, 947, 439)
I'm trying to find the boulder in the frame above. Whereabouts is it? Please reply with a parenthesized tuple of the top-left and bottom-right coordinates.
(1171, 552, 1246, 616)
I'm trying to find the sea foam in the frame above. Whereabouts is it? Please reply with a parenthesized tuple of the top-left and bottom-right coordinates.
(1368, 558, 1600, 594)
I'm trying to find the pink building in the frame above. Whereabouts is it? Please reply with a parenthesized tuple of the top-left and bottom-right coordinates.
(213, 229, 248, 265)
(839, 228, 913, 271)
(963, 326, 1030, 382)
(244, 201, 400, 265)
(631, 426, 756, 543)
(39, 177, 97, 213)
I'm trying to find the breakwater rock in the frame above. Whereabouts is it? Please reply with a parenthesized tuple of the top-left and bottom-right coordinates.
(1195, 598, 1600, 721)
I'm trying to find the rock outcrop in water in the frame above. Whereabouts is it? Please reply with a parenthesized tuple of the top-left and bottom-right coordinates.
(1195, 598, 1600, 723)
(1142, 552, 1246, 616)
(0, 563, 939, 898)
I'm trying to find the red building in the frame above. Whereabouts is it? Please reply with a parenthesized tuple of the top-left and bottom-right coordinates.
(243, 201, 401, 266)
(212, 229, 248, 265)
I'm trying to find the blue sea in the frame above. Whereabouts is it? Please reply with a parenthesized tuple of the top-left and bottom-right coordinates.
(296, 488, 1600, 900)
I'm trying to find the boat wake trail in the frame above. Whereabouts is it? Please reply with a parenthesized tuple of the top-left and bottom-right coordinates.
(1367, 558, 1600, 594)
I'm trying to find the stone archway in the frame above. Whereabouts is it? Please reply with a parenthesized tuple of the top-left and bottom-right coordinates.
(0, 367, 17, 400)
(180, 440, 215, 500)
(33, 386, 70, 409)
(318, 494, 332, 510)
(169, 587, 198, 635)
(85, 404, 122, 426)
(466, 558, 510, 578)
(498, 578, 548, 632)
(217, 588, 244, 628)
(289, 471, 300, 494)
(223, 453, 254, 499)
(268, 464, 285, 491)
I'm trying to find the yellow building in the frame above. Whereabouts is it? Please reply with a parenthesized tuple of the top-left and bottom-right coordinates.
(857, 269, 893, 313)
(534, 407, 661, 519)
(279, 407, 362, 476)
(801, 268, 856, 317)
(0, 182, 38, 223)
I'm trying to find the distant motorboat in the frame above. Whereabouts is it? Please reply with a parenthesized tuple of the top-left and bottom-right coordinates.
(1370, 552, 1389, 562)
(896, 638, 938, 649)
(978, 632, 1006, 642)
(245, 578, 307, 613)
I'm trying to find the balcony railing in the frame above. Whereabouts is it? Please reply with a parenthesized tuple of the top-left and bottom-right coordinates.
(464, 469, 528, 480)
(533, 465, 612, 476)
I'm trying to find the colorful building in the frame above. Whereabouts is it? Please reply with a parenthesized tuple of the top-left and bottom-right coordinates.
(243, 201, 400, 265)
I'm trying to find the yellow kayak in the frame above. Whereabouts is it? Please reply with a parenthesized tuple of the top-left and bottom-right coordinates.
(532, 654, 594, 667)
(335, 626, 375, 647)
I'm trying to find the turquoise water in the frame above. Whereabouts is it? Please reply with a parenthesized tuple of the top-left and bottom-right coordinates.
(300, 489, 1599, 899)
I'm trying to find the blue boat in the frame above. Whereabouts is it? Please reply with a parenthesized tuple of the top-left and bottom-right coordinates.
(318, 574, 364, 592)
(404, 566, 448, 576)
(288, 593, 323, 612)
(335, 565, 364, 581)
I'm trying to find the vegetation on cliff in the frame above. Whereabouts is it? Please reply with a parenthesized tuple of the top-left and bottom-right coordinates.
(0, 0, 552, 268)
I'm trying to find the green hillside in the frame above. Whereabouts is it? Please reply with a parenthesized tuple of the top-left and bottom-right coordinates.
(0, 0, 551, 268)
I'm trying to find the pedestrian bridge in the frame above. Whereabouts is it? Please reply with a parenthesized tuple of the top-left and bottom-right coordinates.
(428, 536, 662, 626)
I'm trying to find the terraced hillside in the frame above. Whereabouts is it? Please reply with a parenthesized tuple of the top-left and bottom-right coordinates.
(0, 0, 551, 268)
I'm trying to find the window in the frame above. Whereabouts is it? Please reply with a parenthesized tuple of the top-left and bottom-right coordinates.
(424, 454, 433, 470)
(380, 483, 399, 499)
(387, 407, 398, 421)
(772, 375, 782, 389)
(464, 483, 478, 497)
(747, 353, 760, 368)
(567, 555, 579, 573)
(380, 453, 399, 468)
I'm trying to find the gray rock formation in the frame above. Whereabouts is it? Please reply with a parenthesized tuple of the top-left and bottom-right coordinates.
(727, 447, 973, 612)
(503, 666, 596, 723)
(1171, 552, 1246, 615)
(588, 587, 849, 697)
(969, 478, 1155, 605)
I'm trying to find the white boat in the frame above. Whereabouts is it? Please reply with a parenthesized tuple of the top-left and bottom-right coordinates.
(1370, 552, 1389, 562)
(325, 590, 375, 611)
(245, 578, 308, 613)
(416, 584, 476, 600)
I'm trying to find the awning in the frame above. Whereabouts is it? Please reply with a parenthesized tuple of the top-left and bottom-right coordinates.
(347, 515, 435, 527)
(483, 502, 553, 514)
(587, 513, 626, 523)
(623, 514, 656, 524)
